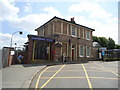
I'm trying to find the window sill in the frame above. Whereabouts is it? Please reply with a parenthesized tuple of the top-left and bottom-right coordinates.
(86, 56, 90, 58)
(86, 38, 90, 40)
(79, 55, 84, 57)
(71, 35, 77, 37)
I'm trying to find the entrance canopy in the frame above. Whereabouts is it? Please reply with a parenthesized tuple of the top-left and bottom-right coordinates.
(27, 35, 54, 62)
(28, 34, 54, 42)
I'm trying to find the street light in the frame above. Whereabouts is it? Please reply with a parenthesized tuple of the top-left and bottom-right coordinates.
(10, 31, 23, 48)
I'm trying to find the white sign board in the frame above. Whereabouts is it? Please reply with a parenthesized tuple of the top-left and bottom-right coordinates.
(99, 47, 107, 51)
(11, 51, 15, 55)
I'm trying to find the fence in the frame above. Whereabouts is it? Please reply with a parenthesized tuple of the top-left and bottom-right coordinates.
(2, 47, 10, 68)
(104, 49, 120, 61)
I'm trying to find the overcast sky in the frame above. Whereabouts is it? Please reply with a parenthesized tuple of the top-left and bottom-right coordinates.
(0, 0, 119, 49)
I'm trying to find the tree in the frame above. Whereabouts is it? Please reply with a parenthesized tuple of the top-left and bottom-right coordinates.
(93, 36, 99, 42)
(115, 44, 120, 49)
(92, 36, 117, 49)
(98, 37, 108, 47)
(107, 37, 115, 49)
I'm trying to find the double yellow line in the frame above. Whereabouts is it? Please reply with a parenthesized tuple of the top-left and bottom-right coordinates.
(35, 67, 50, 88)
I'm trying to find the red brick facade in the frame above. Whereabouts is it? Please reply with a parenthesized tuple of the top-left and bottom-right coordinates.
(28, 16, 95, 63)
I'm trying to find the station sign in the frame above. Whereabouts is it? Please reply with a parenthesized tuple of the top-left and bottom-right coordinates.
(31, 37, 53, 42)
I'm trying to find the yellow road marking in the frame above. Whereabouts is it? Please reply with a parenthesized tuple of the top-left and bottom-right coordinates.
(40, 65, 65, 88)
(82, 64, 93, 90)
(45, 70, 82, 72)
(40, 76, 119, 80)
(89, 77, 119, 80)
(45, 70, 114, 72)
(35, 67, 50, 88)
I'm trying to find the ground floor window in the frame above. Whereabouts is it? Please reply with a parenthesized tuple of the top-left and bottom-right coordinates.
(86, 46, 90, 57)
(79, 45, 84, 57)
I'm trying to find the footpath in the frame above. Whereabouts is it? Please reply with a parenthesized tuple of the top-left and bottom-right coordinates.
(2, 64, 46, 88)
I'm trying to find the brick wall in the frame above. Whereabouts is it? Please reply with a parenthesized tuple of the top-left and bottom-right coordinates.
(55, 20, 61, 33)
(27, 39, 34, 63)
(35, 18, 94, 62)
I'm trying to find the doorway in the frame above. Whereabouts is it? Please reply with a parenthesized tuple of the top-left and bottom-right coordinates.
(34, 41, 50, 60)
(72, 46, 75, 61)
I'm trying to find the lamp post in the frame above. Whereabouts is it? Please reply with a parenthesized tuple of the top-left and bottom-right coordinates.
(10, 31, 23, 48)
(8, 31, 22, 66)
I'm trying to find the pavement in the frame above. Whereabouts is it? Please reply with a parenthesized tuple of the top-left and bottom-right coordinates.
(2, 64, 46, 89)
(30, 61, 119, 89)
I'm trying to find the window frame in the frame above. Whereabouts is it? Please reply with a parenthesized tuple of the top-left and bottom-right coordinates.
(79, 45, 84, 57)
(39, 28, 44, 36)
(71, 26, 77, 37)
(86, 30, 90, 40)
(86, 46, 91, 57)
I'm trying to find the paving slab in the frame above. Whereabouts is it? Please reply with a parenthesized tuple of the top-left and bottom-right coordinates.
(2, 64, 46, 88)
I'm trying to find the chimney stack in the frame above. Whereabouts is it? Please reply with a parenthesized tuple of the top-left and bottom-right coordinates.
(70, 17, 75, 23)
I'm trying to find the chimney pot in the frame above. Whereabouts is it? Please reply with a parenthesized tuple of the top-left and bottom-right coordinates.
(70, 17, 75, 23)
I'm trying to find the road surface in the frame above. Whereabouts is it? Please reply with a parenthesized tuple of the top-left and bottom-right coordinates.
(30, 61, 119, 89)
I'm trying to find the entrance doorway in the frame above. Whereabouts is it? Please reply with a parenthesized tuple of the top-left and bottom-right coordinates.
(34, 41, 50, 60)
(72, 46, 75, 61)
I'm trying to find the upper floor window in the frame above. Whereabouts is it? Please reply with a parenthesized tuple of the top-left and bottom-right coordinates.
(86, 31, 90, 40)
(71, 26, 77, 36)
(39, 28, 44, 36)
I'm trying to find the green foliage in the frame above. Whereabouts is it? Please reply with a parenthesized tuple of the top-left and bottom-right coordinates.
(115, 44, 120, 49)
(98, 37, 108, 47)
(93, 36, 99, 42)
(107, 38, 115, 49)
(92, 36, 118, 49)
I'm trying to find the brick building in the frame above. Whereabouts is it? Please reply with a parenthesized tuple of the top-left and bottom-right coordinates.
(27, 16, 95, 63)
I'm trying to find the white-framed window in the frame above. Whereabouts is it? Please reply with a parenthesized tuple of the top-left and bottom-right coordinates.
(39, 28, 44, 36)
(83, 29, 84, 39)
(86, 31, 90, 40)
(86, 46, 90, 57)
(79, 45, 84, 57)
(71, 26, 77, 36)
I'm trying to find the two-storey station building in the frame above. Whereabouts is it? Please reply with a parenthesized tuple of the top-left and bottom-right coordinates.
(27, 16, 95, 63)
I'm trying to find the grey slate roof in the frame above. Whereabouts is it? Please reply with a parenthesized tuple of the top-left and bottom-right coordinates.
(35, 16, 95, 31)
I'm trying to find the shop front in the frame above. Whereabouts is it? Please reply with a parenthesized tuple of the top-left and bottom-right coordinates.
(27, 35, 55, 64)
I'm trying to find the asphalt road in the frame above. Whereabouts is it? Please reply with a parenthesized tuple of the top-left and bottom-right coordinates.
(30, 61, 119, 89)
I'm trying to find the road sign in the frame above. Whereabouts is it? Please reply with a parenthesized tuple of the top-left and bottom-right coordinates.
(102, 51, 105, 56)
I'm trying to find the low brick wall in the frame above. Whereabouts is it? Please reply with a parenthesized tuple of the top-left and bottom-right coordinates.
(12, 51, 28, 64)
